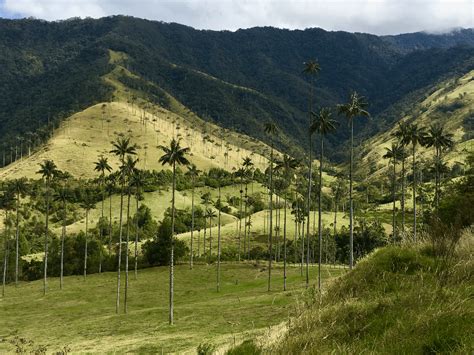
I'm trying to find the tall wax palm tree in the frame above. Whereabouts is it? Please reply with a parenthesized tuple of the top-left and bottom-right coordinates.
(159, 138, 190, 325)
(80, 189, 96, 281)
(264, 122, 277, 292)
(121, 155, 138, 313)
(37, 159, 58, 295)
(338, 92, 369, 269)
(383, 143, 403, 242)
(403, 124, 426, 242)
(303, 60, 321, 286)
(424, 124, 454, 209)
(393, 122, 411, 233)
(94, 156, 112, 273)
(186, 164, 201, 269)
(110, 136, 137, 314)
(275, 155, 299, 291)
(10, 178, 28, 286)
(310, 107, 338, 290)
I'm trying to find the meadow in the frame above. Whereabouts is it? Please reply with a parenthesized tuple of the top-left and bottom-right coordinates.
(0, 262, 343, 353)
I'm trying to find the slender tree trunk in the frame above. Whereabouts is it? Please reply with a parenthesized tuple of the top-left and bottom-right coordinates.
(392, 160, 397, 242)
(306, 134, 312, 287)
(43, 180, 50, 295)
(238, 177, 243, 261)
(99, 180, 104, 273)
(217, 184, 222, 292)
(84, 210, 89, 281)
(134, 194, 139, 279)
(190, 178, 195, 269)
(301, 219, 305, 277)
(124, 187, 131, 313)
(412, 144, 417, 242)
(349, 120, 354, 270)
(318, 137, 323, 291)
(208, 216, 212, 261)
(2, 211, 9, 297)
(169, 162, 176, 325)
(116, 181, 125, 314)
(333, 200, 337, 236)
(15, 192, 20, 286)
(245, 183, 250, 260)
(401, 156, 405, 233)
(60, 199, 66, 290)
(268, 144, 274, 292)
(283, 196, 287, 291)
(109, 192, 113, 254)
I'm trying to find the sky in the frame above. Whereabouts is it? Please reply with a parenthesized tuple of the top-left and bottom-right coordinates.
(0, 0, 472, 35)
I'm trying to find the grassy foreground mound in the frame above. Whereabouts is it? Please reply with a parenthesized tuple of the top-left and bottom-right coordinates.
(275, 237, 474, 353)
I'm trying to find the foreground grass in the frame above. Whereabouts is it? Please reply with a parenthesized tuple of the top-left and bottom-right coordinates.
(0, 262, 342, 353)
(273, 239, 474, 354)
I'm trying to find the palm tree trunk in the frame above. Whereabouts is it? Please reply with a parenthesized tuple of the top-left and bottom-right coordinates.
(349, 120, 354, 270)
(2, 211, 10, 297)
(99, 181, 104, 273)
(109, 192, 113, 254)
(124, 188, 131, 313)
(60, 199, 66, 290)
(15, 192, 20, 286)
(412, 144, 417, 242)
(267, 145, 274, 292)
(116, 181, 125, 314)
(238, 178, 243, 261)
(190, 178, 195, 269)
(392, 160, 397, 242)
(208, 216, 212, 260)
(84, 210, 88, 280)
(333, 200, 337, 236)
(301, 219, 305, 277)
(401, 156, 405, 233)
(134, 194, 139, 280)
(245, 183, 250, 260)
(283, 197, 287, 291)
(169, 161, 176, 325)
(43, 180, 50, 295)
(306, 133, 312, 287)
(217, 184, 222, 292)
(318, 137, 323, 291)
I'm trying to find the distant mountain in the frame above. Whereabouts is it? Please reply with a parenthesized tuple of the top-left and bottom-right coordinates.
(382, 28, 474, 53)
(1, 16, 473, 163)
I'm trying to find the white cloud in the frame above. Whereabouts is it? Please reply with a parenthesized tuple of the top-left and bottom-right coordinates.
(1, 0, 473, 34)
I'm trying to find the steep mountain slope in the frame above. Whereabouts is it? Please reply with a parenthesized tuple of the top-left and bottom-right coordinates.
(359, 69, 474, 177)
(1, 16, 473, 163)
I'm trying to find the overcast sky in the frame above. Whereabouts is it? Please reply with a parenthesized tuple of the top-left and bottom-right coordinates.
(0, 0, 472, 35)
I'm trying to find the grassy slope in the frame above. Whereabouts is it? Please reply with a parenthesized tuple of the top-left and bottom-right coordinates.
(0, 51, 346, 246)
(0, 263, 343, 353)
(274, 236, 474, 353)
(361, 70, 474, 178)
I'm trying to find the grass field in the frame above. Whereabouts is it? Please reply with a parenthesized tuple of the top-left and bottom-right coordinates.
(0, 263, 344, 353)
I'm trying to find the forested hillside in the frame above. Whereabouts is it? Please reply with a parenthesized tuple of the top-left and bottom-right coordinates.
(1, 16, 473, 164)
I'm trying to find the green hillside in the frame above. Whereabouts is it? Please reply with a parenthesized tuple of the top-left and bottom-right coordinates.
(1, 17, 473, 164)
